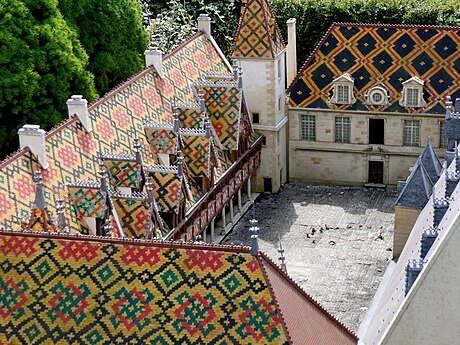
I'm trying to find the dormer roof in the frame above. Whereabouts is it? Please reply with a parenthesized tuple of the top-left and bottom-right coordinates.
(289, 23, 460, 113)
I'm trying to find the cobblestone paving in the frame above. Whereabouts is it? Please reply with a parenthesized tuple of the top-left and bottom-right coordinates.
(222, 184, 397, 332)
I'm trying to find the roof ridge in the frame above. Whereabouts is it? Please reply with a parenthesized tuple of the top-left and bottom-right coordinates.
(0, 147, 30, 170)
(257, 254, 294, 344)
(0, 229, 253, 252)
(258, 251, 359, 340)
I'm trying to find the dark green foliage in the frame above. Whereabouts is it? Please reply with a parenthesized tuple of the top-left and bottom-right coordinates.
(271, 0, 460, 74)
(142, 0, 241, 57)
(59, 0, 149, 95)
(0, 0, 97, 158)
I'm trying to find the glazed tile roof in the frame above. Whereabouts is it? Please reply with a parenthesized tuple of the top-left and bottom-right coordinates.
(0, 32, 231, 233)
(0, 231, 292, 344)
(289, 23, 460, 113)
(0, 229, 361, 344)
(233, 0, 285, 58)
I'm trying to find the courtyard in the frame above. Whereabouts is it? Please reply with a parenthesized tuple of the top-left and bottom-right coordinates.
(222, 184, 397, 331)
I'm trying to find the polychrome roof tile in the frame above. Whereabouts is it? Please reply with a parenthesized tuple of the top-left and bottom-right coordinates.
(233, 0, 285, 58)
(289, 23, 460, 113)
(0, 231, 290, 344)
(0, 32, 229, 232)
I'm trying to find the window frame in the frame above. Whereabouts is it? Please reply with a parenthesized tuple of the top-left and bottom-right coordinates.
(330, 73, 356, 105)
(300, 114, 316, 141)
(400, 77, 427, 108)
(334, 116, 351, 143)
(439, 120, 448, 148)
(403, 119, 420, 147)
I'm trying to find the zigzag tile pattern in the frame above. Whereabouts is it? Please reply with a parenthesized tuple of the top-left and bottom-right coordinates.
(0, 33, 228, 232)
(147, 170, 184, 213)
(176, 107, 203, 129)
(233, 0, 285, 58)
(0, 232, 289, 344)
(181, 135, 214, 178)
(112, 197, 151, 239)
(289, 24, 460, 113)
(202, 86, 241, 151)
(105, 159, 140, 189)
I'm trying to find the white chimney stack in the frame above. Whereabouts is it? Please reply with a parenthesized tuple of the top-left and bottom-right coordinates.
(286, 18, 297, 87)
(198, 14, 211, 37)
(67, 95, 92, 132)
(18, 125, 49, 169)
(144, 47, 164, 78)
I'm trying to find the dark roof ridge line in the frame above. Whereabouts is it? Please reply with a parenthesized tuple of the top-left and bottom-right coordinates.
(287, 22, 460, 93)
(258, 251, 359, 340)
(0, 229, 253, 253)
(257, 253, 293, 345)
(332, 21, 460, 30)
(0, 147, 30, 170)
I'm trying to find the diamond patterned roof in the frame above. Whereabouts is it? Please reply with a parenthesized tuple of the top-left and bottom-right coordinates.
(0, 231, 291, 344)
(289, 23, 460, 113)
(233, 0, 285, 58)
(0, 230, 357, 344)
(0, 32, 230, 233)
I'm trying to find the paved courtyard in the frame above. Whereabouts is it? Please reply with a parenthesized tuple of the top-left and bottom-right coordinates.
(222, 184, 397, 331)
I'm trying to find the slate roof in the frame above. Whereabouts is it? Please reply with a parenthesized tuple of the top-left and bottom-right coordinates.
(396, 140, 440, 208)
(233, 0, 285, 58)
(0, 31, 253, 234)
(288, 23, 460, 113)
(358, 146, 460, 345)
(0, 230, 357, 344)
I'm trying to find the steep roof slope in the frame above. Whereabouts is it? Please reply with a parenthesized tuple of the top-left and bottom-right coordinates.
(288, 23, 460, 113)
(0, 231, 282, 344)
(0, 32, 229, 232)
(233, 0, 285, 58)
(259, 254, 358, 345)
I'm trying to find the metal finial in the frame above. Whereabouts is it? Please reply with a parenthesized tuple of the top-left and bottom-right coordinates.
(103, 218, 113, 237)
(249, 201, 259, 255)
(278, 237, 287, 272)
(33, 170, 47, 209)
(99, 161, 108, 192)
(238, 66, 243, 89)
(173, 112, 180, 132)
(56, 199, 68, 232)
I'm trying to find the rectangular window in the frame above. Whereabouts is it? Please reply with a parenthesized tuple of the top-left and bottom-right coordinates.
(252, 112, 259, 124)
(335, 117, 351, 143)
(278, 96, 282, 111)
(439, 121, 448, 148)
(403, 120, 420, 146)
(406, 88, 419, 107)
(301, 115, 316, 141)
(337, 85, 349, 103)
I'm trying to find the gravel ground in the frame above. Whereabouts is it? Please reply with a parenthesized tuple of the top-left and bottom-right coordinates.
(222, 184, 397, 332)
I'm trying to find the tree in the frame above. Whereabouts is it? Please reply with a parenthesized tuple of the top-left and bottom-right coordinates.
(271, 0, 460, 70)
(0, 0, 98, 159)
(59, 0, 149, 95)
(141, 0, 241, 57)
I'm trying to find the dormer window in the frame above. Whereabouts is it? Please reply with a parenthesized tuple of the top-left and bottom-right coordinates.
(400, 77, 427, 108)
(365, 85, 390, 106)
(330, 73, 356, 105)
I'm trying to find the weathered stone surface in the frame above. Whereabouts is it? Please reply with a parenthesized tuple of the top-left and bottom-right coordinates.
(222, 184, 397, 331)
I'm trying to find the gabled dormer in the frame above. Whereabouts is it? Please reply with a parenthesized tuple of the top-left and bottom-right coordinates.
(399, 76, 427, 108)
(329, 73, 356, 105)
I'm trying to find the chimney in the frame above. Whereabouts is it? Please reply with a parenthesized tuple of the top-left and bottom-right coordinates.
(286, 18, 297, 87)
(433, 197, 449, 227)
(67, 95, 92, 132)
(144, 47, 164, 78)
(197, 14, 211, 37)
(18, 125, 49, 169)
(405, 259, 423, 296)
(420, 228, 438, 259)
